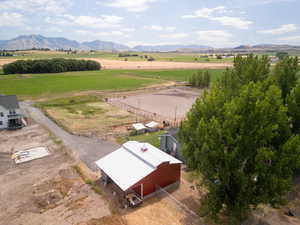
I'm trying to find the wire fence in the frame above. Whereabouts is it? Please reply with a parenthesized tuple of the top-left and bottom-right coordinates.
(108, 98, 184, 127)
(155, 185, 205, 225)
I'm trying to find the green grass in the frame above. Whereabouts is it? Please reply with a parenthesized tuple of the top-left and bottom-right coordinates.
(0, 69, 224, 98)
(0, 70, 160, 98)
(117, 130, 165, 148)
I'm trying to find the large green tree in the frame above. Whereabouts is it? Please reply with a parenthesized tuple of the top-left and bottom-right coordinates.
(179, 55, 300, 224)
(273, 56, 299, 100)
(180, 83, 300, 223)
(287, 82, 300, 134)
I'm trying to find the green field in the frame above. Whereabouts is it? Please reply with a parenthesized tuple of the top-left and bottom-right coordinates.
(0, 50, 234, 63)
(0, 69, 224, 98)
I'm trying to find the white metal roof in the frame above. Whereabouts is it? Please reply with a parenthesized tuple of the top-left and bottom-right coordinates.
(145, 121, 159, 128)
(95, 141, 182, 191)
(132, 123, 146, 131)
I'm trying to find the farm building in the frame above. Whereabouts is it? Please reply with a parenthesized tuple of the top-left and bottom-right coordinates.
(0, 95, 24, 130)
(160, 128, 184, 162)
(95, 141, 182, 200)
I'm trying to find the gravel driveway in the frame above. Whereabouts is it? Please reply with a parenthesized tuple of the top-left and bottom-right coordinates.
(21, 102, 120, 171)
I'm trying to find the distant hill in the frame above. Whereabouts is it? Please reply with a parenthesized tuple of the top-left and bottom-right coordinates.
(132, 44, 212, 52)
(81, 40, 130, 51)
(0, 35, 299, 52)
(0, 35, 129, 51)
(233, 44, 300, 51)
(0, 35, 81, 50)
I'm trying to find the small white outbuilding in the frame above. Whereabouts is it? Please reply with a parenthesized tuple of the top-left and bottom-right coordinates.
(132, 123, 147, 134)
(145, 121, 159, 132)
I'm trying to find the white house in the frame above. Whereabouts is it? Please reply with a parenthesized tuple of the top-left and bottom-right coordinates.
(0, 95, 23, 130)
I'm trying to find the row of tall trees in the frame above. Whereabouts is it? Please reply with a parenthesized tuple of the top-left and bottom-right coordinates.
(179, 54, 300, 224)
(188, 71, 211, 88)
(3, 58, 101, 74)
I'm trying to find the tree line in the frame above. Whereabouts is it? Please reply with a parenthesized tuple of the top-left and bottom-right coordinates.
(179, 54, 300, 224)
(3, 58, 101, 74)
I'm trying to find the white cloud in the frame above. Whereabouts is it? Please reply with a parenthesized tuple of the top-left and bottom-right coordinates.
(0, 12, 25, 27)
(196, 30, 235, 47)
(46, 14, 123, 29)
(144, 25, 176, 32)
(183, 6, 253, 29)
(103, 0, 157, 12)
(182, 6, 226, 19)
(260, 24, 298, 35)
(76, 30, 125, 37)
(0, 0, 72, 14)
(160, 33, 188, 39)
(279, 35, 300, 43)
(212, 16, 252, 30)
(256, 0, 294, 4)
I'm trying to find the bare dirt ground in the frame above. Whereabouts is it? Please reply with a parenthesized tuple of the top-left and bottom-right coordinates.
(109, 87, 201, 124)
(0, 122, 110, 225)
(0, 58, 232, 70)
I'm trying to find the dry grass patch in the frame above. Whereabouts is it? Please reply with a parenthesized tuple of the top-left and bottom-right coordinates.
(38, 95, 144, 138)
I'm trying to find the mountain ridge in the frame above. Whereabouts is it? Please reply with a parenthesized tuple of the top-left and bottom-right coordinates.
(0, 35, 300, 52)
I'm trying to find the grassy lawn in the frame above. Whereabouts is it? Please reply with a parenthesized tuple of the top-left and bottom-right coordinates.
(0, 69, 224, 98)
(116, 130, 165, 148)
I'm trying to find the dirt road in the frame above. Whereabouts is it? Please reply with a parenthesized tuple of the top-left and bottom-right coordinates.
(0, 58, 232, 70)
(21, 102, 119, 171)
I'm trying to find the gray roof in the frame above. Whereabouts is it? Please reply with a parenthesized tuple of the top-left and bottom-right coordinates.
(0, 95, 20, 110)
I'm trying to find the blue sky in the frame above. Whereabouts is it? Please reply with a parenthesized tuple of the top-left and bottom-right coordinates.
(0, 0, 299, 47)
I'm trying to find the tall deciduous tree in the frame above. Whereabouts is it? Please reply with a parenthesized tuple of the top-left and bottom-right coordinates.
(273, 56, 299, 101)
(287, 82, 300, 134)
(180, 82, 300, 223)
(179, 55, 300, 224)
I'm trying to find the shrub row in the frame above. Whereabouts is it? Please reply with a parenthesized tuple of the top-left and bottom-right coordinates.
(3, 58, 101, 74)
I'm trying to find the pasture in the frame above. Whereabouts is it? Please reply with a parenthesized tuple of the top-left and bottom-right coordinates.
(0, 69, 224, 98)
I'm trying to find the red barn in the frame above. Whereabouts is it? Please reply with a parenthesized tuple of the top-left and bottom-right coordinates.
(95, 141, 182, 198)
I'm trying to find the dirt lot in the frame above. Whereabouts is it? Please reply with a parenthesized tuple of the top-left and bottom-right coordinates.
(109, 87, 200, 123)
(0, 122, 110, 225)
(0, 58, 231, 70)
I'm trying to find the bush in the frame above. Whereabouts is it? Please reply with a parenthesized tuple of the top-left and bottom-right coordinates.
(3, 58, 101, 74)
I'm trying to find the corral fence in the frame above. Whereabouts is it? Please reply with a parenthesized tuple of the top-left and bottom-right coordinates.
(154, 184, 205, 225)
(107, 98, 185, 127)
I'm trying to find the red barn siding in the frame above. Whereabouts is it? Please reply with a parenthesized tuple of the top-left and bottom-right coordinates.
(130, 162, 181, 196)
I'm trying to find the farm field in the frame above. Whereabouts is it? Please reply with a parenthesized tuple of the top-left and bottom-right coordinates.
(0, 69, 224, 98)
(0, 50, 234, 63)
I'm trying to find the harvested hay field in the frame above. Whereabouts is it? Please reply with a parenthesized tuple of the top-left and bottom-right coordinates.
(0, 58, 231, 70)
(88, 58, 232, 70)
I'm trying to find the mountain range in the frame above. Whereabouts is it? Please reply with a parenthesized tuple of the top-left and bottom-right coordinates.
(0, 35, 299, 52)
(0, 35, 211, 52)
